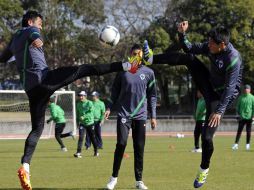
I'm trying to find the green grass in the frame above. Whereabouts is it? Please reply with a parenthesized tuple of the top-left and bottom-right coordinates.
(0, 136, 254, 190)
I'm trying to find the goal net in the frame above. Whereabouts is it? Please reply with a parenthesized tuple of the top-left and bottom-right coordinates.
(0, 90, 77, 139)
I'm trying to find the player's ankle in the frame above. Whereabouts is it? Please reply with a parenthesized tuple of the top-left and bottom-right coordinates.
(23, 163, 30, 173)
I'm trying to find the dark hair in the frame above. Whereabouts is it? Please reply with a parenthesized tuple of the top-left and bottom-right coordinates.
(209, 26, 230, 45)
(131, 43, 142, 52)
(22, 10, 43, 27)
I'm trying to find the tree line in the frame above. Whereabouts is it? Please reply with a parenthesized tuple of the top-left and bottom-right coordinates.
(0, 0, 254, 114)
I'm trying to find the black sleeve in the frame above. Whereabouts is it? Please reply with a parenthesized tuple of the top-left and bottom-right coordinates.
(178, 33, 209, 55)
(147, 72, 157, 118)
(0, 40, 13, 63)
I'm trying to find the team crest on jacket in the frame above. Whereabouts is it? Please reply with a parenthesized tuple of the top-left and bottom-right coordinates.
(121, 118, 126, 123)
(217, 60, 224, 68)
(140, 74, 145, 80)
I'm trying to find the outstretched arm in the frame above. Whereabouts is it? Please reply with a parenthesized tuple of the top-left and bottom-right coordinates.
(0, 40, 13, 63)
(178, 21, 209, 54)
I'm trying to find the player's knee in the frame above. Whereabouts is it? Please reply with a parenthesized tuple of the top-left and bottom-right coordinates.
(116, 141, 127, 149)
(55, 134, 60, 138)
(202, 134, 213, 144)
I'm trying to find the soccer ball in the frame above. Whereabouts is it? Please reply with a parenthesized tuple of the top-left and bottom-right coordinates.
(99, 25, 120, 47)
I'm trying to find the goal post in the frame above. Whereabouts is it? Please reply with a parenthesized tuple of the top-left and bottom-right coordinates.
(0, 90, 77, 139)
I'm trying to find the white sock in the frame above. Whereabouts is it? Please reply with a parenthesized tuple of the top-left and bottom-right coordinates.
(200, 167, 209, 173)
(122, 62, 131, 71)
(111, 176, 117, 181)
(23, 163, 30, 173)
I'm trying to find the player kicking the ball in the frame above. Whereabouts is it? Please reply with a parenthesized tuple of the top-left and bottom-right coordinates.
(143, 21, 243, 188)
(0, 10, 138, 190)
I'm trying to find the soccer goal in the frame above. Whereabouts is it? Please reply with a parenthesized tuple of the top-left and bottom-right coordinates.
(0, 90, 77, 139)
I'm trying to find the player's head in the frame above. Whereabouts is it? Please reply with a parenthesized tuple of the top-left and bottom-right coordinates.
(78, 91, 87, 101)
(244, 84, 251, 94)
(129, 43, 143, 66)
(48, 96, 55, 105)
(130, 44, 143, 56)
(22, 10, 43, 30)
(208, 26, 230, 54)
(91, 91, 99, 101)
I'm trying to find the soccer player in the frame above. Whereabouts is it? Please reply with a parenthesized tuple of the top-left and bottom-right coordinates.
(0, 10, 138, 190)
(232, 84, 254, 151)
(192, 90, 206, 153)
(144, 21, 243, 188)
(85, 91, 105, 149)
(46, 97, 73, 152)
(105, 44, 157, 190)
(74, 91, 98, 158)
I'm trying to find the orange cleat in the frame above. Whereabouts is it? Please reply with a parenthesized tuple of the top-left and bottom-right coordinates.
(128, 55, 142, 74)
(17, 167, 32, 190)
(129, 63, 139, 74)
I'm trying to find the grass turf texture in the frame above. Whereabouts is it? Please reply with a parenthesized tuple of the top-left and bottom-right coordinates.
(0, 136, 253, 190)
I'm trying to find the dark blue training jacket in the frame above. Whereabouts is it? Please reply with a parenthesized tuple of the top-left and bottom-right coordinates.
(179, 33, 243, 114)
(0, 26, 48, 91)
(108, 65, 157, 120)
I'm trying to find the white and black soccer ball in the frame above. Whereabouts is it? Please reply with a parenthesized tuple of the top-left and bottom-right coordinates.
(99, 25, 120, 47)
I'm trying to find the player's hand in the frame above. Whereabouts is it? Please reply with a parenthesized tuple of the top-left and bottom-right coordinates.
(32, 39, 43, 48)
(151, 118, 157, 130)
(100, 120, 104, 126)
(177, 21, 188, 33)
(104, 110, 111, 120)
(208, 113, 221, 127)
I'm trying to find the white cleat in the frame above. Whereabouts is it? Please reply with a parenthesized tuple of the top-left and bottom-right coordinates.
(232, 144, 239, 150)
(61, 147, 68, 152)
(136, 181, 148, 190)
(106, 176, 117, 190)
(191, 148, 202, 153)
(246, 144, 250, 150)
(73, 152, 82, 158)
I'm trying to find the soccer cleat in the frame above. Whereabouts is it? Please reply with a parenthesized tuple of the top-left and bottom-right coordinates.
(106, 176, 117, 190)
(142, 40, 153, 66)
(232, 144, 239, 150)
(191, 148, 202, 153)
(17, 167, 32, 190)
(193, 168, 209, 188)
(128, 55, 142, 74)
(246, 144, 250, 150)
(61, 147, 68, 152)
(73, 152, 82, 158)
(122, 62, 139, 74)
(94, 151, 99, 157)
(136, 181, 148, 190)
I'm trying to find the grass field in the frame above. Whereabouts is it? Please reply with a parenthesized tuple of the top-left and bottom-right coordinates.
(0, 136, 254, 190)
